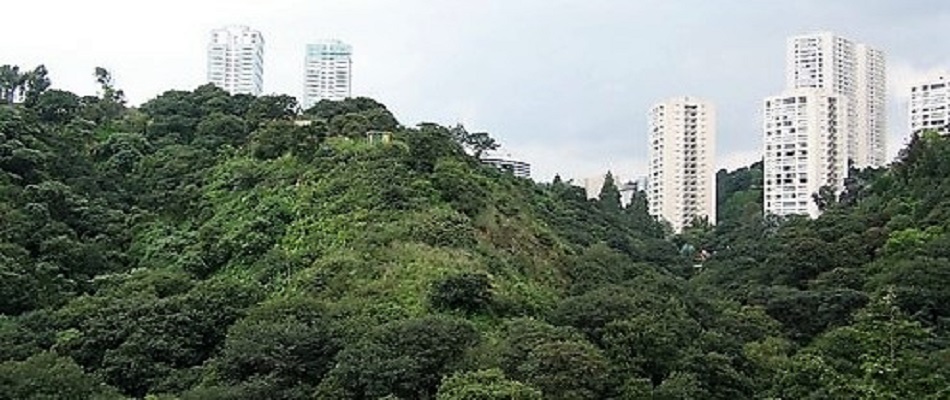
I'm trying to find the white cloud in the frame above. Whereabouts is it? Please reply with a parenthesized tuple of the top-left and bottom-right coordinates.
(888, 62, 948, 103)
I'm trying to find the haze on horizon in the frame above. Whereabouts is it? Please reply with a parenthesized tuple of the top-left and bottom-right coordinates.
(3, 0, 949, 181)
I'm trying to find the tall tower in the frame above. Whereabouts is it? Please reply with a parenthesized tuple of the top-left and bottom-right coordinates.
(909, 74, 950, 135)
(855, 44, 887, 167)
(647, 96, 717, 233)
(785, 32, 887, 169)
(302, 40, 352, 110)
(763, 89, 849, 217)
(207, 26, 264, 95)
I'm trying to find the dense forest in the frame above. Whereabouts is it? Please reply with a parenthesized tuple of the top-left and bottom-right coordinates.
(1, 65, 948, 399)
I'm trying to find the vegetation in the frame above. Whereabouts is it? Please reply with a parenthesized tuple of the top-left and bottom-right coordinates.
(0, 64, 948, 399)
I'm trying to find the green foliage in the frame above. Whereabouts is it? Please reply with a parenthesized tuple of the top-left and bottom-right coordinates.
(55, 274, 263, 397)
(517, 340, 611, 400)
(563, 243, 647, 295)
(322, 316, 480, 399)
(429, 272, 494, 314)
(716, 161, 763, 224)
(436, 369, 542, 400)
(597, 171, 622, 212)
(212, 298, 339, 398)
(449, 124, 499, 159)
(246, 94, 298, 125)
(0, 352, 122, 399)
(304, 97, 399, 133)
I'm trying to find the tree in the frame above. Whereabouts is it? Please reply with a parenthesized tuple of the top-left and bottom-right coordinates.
(429, 272, 493, 314)
(846, 290, 937, 397)
(436, 369, 542, 400)
(495, 318, 585, 380)
(813, 185, 839, 212)
(776, 290, 941, 398)
(324, 316, 480, 399)
(602, 311, 701, 386)
(247, 121, 320, 160)
(247, 95, 298, 125)
(19, 65, 50, 106)
(564, 243, 645, 295)
(597, 171, 622, 212)
(449, 124, 499, 159)
(303, 97, 399, 133)
(195, 112, 249, 149)
(517, 340, 611, 400)
(95, 67, 125, 104)
(89, 67, 126, 122)
(652, 372, 707, 400)
(31, 89, 81, 124)
(55, 276, 263, 397)
(624, 187, 665, 238)
(549, 286, 641, 345)
(0, 352, 122, 399)
(214, 300, 339, 398)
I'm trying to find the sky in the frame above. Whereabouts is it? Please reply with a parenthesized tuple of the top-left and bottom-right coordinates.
(4, 0, 950, 182)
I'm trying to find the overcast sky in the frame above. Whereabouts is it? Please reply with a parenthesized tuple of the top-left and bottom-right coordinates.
(4, 0, 950, 181)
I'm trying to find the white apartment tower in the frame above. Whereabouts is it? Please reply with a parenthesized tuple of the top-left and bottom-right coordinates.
(647, 97, 717, 233)
(786, 32, 887, 168)
(302, 40, 353, 109)
(909, 75, 950, 135)
(207, 26, 264, 95)
(763, 89, 849, 217)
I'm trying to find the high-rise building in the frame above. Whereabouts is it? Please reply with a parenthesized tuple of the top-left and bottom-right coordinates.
(302, 40, 352, 109)
(785, 32, 886, 168)
(763, 89, 849, 217)
(647, 96, 717, 233)
(909, 74, 950, 135)
(855, 44, 887, 167)
(207, 26, 264, 95)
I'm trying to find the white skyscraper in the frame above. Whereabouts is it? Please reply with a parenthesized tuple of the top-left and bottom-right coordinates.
(207, 26, 264, 95)
(786, 32, 886, 168)
(763, 89, 849, 217)
(909, 74, 950, 135)
(647, 97, 717, 233)
(302, 40, 352, 109)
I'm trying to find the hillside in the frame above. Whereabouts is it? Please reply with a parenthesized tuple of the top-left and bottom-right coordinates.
(1, 68, 949, 399)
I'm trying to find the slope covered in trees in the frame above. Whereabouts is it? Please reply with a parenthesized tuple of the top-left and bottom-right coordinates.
(1, 66, 948, 399)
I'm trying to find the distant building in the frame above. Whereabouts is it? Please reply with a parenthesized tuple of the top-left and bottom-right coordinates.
(647, 96, 717, 233)
(481, 153, 531, 178)
(786, 32, 887, 168)
(207, 26, 264, 95)
(763, 32, 886, 218)
(763, 88, 848, 217)
(302, 40, 353, 109)
(909, 74, 950, 135)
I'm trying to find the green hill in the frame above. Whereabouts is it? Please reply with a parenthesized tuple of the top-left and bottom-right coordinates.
(0, 67, 948, 399)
